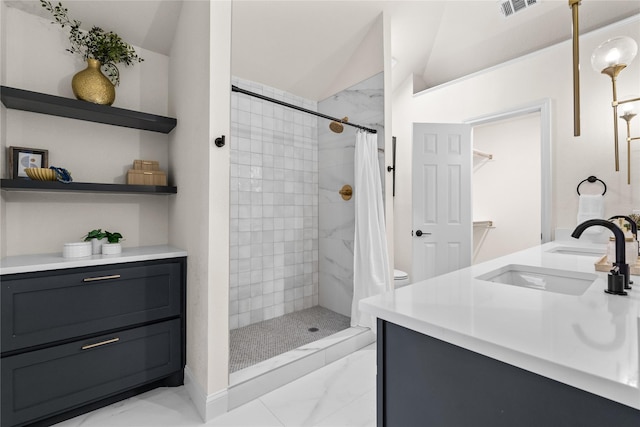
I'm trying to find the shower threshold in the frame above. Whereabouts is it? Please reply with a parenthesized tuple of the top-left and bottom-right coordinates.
(228, 307, 375, 410)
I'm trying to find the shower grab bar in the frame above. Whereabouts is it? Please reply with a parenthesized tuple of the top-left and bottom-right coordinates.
(231, 85, 377, 134)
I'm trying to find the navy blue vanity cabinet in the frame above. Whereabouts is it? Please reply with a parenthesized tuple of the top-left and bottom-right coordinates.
(376, 319, 640, 427)
(1, 257, 186, 427)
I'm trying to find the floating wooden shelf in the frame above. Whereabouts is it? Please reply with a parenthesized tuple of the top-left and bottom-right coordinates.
(1, 86, 177, 133)
(1, 179, 177, 194)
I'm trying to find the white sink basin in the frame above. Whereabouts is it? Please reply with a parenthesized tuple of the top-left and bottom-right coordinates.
(476, 264, 597, 295)
(546, 246, 604, 257)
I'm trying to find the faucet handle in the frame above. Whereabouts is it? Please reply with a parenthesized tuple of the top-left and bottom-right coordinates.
(606, 267, 627, 295)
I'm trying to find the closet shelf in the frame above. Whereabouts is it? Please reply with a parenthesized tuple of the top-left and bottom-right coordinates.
(473, 149, 493, 160)
(1, 179, 177, 194)
(1, 86, 177, 133)
(473, 220, 494, 228)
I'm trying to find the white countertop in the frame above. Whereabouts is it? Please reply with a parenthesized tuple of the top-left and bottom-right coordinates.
(0, 245, 187, 275)
(360, 240, 640, 410)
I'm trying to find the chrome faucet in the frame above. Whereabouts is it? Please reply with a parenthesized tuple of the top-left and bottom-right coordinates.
(572, 219, 629, 295)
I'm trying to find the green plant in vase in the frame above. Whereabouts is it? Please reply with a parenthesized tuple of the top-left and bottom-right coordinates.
(105, 231, 123, 244)
(41, 0, 144, 104)
(83, 229, 106, 241)
(83, 229, 107, 255)
(102, 231, 124, 255)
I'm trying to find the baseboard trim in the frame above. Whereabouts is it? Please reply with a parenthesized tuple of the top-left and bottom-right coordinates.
(184, 366, 229, 422)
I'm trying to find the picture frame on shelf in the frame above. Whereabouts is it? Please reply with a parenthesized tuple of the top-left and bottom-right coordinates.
(8, 146, 48, 179)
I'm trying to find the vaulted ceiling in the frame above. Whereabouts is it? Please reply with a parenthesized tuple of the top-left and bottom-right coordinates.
(6, 0, 640, 100)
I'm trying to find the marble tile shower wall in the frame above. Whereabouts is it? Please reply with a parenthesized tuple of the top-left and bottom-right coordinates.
(317, 73, 385, 318)
(229, 77, 319, 330)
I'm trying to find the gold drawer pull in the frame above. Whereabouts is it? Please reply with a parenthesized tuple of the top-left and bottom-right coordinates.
(83, 274, 121, 282)
(81, 337, 120, 350)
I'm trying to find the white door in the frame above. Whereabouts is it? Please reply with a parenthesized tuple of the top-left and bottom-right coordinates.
(412, 123, 472, 282)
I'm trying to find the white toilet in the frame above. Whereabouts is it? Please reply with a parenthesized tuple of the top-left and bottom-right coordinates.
(394, 269, 410, 288)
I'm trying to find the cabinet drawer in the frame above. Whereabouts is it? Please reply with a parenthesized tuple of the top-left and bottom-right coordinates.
(1, 319, 182, 427)
(2, 261, 182, 353)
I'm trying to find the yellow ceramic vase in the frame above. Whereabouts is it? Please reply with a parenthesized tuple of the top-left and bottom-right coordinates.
(71, 59, 115, 105)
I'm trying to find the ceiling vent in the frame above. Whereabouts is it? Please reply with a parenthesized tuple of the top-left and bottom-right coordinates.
(498, 0, 538, 18)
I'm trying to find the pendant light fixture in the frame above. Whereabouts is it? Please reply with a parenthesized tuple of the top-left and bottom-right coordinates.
(568, 1, 639, 183)
(619, 97, 640, 184)
(591, 36, 639, 182)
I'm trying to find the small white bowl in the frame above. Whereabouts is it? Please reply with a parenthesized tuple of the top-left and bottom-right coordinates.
(63, 242, 92, 258)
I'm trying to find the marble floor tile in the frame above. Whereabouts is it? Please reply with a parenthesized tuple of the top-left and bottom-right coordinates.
(257, 344, 376, 427)
(53, 344, 376, 427)
(207, 400, 284, 427)
(312, 388, 376, 427)
(54, 387, 203, 427)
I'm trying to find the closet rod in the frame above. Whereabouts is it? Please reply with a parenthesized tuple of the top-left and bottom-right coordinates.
(231, 85, 377, 134)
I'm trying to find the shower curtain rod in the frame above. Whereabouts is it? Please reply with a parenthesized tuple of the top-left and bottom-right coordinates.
(231, 85, 377, 134)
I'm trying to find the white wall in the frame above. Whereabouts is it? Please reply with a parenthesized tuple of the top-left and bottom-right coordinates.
(168, 0, 231, 420)
(472, 113, 541, 264)
(206, 0, 231, 410)
(1, 5, 170, 256)
(321, 14, 384, 101)
(393, 16, 640, 276)
(382, 10, 394, 283)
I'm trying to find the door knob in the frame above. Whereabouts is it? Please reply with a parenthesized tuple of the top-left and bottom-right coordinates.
(415, 230, 431, 237)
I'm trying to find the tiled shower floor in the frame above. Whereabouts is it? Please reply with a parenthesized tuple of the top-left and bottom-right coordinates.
(229, 306, 350, 372)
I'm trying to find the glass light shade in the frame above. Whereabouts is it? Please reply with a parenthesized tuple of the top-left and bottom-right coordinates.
(591, 36, 638, 72)
(619, 95, 638, 117)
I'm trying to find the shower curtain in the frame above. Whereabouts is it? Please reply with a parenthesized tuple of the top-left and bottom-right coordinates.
(351, 130, 391, 330)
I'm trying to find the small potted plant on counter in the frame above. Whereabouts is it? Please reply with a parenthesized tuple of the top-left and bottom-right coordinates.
(101, 231, 124, 255)
(83, 229, 107, 255)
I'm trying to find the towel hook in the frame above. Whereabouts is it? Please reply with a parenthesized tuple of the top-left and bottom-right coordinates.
(577, 176, 607, 195)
